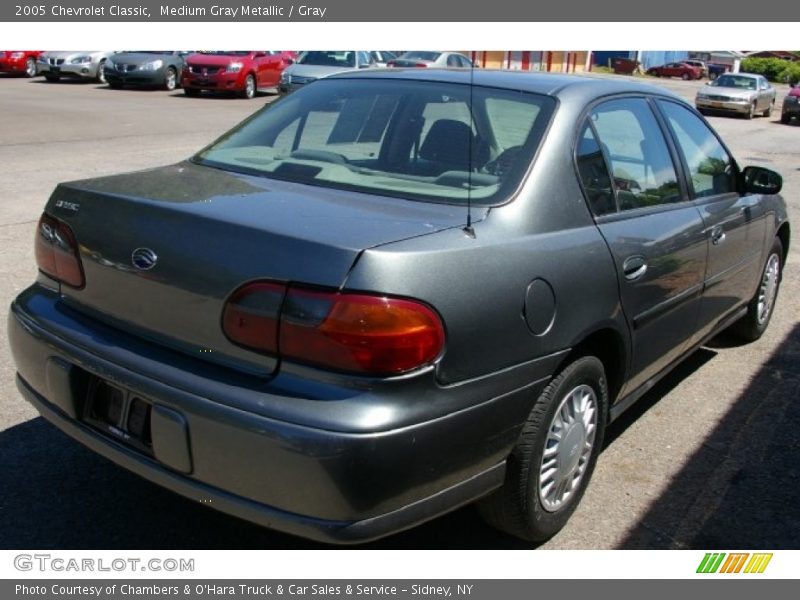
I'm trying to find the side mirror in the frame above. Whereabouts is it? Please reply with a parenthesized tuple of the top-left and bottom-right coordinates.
(742, 166, 782, 195)
(285, 57, 294, 65)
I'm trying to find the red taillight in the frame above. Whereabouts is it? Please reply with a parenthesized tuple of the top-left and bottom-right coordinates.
(415, 63, 428, 68)
(35, 213, 84, 288)
(221, 281, 285, 354)
(222, 282, 445, 375)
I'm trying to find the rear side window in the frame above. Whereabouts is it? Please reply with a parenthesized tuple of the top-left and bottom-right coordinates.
(590, 98, 681, 211)
(658, 101, 735, 198)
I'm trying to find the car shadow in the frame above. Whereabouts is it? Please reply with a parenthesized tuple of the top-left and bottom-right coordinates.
(618, 323, 800, 549)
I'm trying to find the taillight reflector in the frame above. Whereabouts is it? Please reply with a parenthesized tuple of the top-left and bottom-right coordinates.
(35, 213, 84, 288)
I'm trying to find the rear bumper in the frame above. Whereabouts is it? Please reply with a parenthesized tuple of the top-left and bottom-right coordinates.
(9, 285, 562, 543)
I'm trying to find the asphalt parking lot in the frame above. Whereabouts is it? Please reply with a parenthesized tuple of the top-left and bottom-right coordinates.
(1, 72, 798, 550)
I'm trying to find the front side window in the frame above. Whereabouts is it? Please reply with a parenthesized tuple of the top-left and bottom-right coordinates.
(658, 101, 735, 198)
(196, 79, 555, 205)
(590, 98, 681, 211)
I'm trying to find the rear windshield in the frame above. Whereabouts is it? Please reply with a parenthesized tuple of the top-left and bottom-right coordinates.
(401, 51, 442, 61)
(297, 51, 356, 68)
(195, 78, 555, 206)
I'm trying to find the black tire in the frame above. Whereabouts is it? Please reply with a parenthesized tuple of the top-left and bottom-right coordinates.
(681, 72, 690, 81)
(745, 102, 756, 120)
(164, 67, 178, 91)
(763, 100, 774, 118)
(697, 107, 708, 116)
(24, 57, 37, 77)
(183, 87, 200, 97)
(44, 74, 60, 83)
(241, 74, 256, 99)
(730, 238, 783, 342)
(96, 60, 107, 84)
(478, 356, 608, 542)
(781, 113, 791, 124)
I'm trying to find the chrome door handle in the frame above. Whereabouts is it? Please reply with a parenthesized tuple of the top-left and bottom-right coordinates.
(711, 226, 726, 245)
(623, 256, 648, 281)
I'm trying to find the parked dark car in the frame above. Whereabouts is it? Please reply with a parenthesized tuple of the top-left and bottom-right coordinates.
(182, 51, 295, 99)
(9, 70, 789, 544)
(781, 84, 800, 124)
(708, 63, 729, 80)
(646, 62, 702, 80)
(105, 51, 186, 90)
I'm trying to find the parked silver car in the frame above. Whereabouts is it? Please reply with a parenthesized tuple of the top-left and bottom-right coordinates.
(279, 51, 374, 93)
(38, 51, 114, 83)
(695, 73, 777, 119)
(387, 51, 476, 68)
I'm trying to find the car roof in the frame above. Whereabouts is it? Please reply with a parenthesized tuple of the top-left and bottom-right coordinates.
(327, 68, 684, 102)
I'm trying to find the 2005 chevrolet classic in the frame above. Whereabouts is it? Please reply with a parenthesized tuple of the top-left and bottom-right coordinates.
(9, 69, 790, 544)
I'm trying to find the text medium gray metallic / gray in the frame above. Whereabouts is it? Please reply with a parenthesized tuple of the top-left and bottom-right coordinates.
(3, 0, 780, 22)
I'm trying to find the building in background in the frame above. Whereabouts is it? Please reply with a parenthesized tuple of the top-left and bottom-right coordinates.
(462, 51, 592, 73)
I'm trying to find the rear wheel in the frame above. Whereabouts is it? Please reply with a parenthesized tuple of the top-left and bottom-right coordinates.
(478, 356, 607, 542)
(730, 238, 783, 342)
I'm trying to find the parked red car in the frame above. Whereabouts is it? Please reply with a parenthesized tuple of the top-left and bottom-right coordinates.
(646, 62, 701, 80)
(182, 51, 295, 99)
(0, 51, 41, 77)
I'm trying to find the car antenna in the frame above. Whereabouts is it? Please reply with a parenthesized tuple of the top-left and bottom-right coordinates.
(463, 58, 476, 239)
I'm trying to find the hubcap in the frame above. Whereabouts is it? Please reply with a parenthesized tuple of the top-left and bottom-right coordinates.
(539, 384, 598, 512)
(757, 253, 780, 325)
(166, 71, 176, 90)
(246, 77, 255, 97)
(26, 58, 36, 77)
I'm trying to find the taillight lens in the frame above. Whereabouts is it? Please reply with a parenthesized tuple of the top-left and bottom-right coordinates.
(222, 282, 445, 375)
(221, 281, 285, 354)
(281, 287, 445, 375)
(35, 213, 84, 288)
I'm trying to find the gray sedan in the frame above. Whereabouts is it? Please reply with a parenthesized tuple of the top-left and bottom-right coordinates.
(695, 72, 777, 118)
(9, 70, 789, 544)
(104, 51, 186, 91)
(37, 51, 114, 83)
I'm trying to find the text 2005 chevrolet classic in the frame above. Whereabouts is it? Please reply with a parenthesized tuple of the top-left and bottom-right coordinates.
(9, 70, 790, 544)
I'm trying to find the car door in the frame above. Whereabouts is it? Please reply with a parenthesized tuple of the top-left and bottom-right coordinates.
(257, 52, 282, 87)
(577, 97, 707, 395)
(656, 100, 768, 344)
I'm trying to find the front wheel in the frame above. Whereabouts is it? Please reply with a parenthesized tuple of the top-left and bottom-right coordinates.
(163, 67, 178, 91)
(746, 102, 756, 120)
(681, 72, 690, 81)
(96, 60, 107, 84)
(763, 100, 774, 118)
(24, 57, 37, 77)
(241, 74, 256, 99)
(730, 238, 783, 342)
(478, 356, 608, 542)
